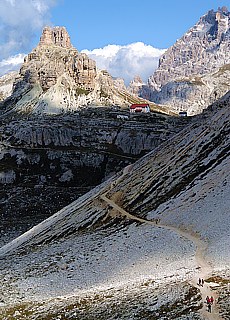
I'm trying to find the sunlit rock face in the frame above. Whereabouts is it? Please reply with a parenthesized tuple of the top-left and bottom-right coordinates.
(142, 7, 230, 115)
(38, 26, 72, 48)
(0, 71, 18, 101)
(1, 26, 154, 116)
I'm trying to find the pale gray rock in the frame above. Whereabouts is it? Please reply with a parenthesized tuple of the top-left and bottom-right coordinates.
(151, 64, 230, 115)
(149, 8, 230, 90)
(0, 71, 19, 101)
(143, 7, 230, 114)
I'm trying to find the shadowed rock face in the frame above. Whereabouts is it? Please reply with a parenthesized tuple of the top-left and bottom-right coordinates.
(0, 25, 175, 245)
(0, 107, 186, 246)
(0, 94, 229, 320)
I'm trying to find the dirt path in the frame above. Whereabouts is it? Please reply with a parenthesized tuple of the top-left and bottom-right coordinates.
(100, 194, 223, 320)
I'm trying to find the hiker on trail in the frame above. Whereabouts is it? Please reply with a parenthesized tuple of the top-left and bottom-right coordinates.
(198, 278, 201, 286)
(207, 302, 212, 313)
(206, 296, 210, 304)
(210, 296, 214, 304)
(201, 278, 204, 287)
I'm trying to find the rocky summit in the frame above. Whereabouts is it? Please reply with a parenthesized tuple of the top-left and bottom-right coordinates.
(0, 26, 163, 116)
(138, 7, 230, 115)
(38, 26, 72, 48)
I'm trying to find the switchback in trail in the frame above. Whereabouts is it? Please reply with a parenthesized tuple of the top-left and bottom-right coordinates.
(100, 193, 223, 320)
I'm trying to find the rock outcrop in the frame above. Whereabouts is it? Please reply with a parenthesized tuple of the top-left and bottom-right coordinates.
(38, 26, 72, 48)
(1, 27, 158, 115)
(143, 7, 230, 115)
(0, 92, 229, 320)
(127, 76, 145, 96)
(150, 64, 230, 115)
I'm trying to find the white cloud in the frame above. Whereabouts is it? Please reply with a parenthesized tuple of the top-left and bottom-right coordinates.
(0, 53, 26, 76)
(82, 42, 166, 85)
(0, 0, 56, 61)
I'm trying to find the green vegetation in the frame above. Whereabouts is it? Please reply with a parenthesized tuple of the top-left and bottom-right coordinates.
(205, 276, 230, 284)
(175, 77, 205, 86)
(213, 64, 230, 78)
(76, 87, 90, 95)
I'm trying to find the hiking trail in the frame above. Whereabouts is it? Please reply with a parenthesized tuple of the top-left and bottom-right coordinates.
(100, 192, 223, 320)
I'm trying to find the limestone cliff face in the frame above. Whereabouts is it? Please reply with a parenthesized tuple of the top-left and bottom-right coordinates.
(151, 64, 230, 115)
(127, 76, 145, 96)
(21, 46, 96, 92)
(1, 94, 229, 263)
(149, 7, 230, 90)
(143, 7, 230, 114)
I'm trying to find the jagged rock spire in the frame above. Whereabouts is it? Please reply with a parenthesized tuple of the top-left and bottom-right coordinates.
(39, 26, 72, 48)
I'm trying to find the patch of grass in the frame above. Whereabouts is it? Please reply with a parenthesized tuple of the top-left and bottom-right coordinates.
(213, 64, 230, 77)
(1, 301, 43, 319)
(205, 276, 230, 284)
(76, 87, 90, 95)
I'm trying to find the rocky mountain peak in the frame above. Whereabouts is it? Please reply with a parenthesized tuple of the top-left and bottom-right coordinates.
(218, 6, 228, 14)
(38, 26, 72, 48)
(127, 76, 145, 96)
(148, 8, 230, 91)
(142, 7, 230, 115)
(1, 26, 156, 115)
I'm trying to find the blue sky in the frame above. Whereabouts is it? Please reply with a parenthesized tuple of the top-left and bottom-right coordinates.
(0, 0, 228, 83)
(50, 0, 228, 50)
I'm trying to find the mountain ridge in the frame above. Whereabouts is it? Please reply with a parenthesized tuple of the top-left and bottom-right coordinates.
(133, 7, 230, 115)
(0, 26, 169, 116)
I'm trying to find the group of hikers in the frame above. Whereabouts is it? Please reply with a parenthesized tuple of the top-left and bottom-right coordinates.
(206, 296, 214, 313)
(198, 278, 214, 313)
(198, 278, 204, 286)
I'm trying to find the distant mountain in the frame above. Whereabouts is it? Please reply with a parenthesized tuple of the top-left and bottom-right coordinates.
(0, 26, 166, 116)
(141, 7, 230, 115)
